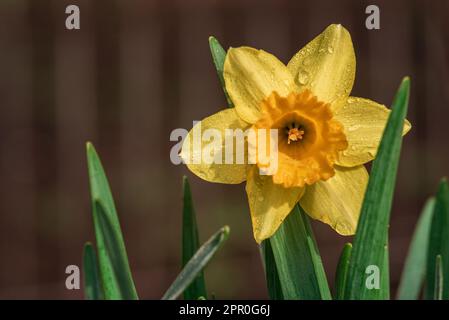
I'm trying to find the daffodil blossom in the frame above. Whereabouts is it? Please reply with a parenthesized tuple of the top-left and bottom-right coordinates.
(181, 24, 411, 243)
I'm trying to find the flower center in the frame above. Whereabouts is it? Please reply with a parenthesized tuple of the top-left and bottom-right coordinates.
(253, 90, 348, 188)
(286, 126, 304, 144)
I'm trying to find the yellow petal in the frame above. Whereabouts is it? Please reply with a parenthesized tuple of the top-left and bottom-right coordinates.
(287, 24, 355, 110)
(335, 97, 412, 167)
(224, 46, 298, 124)
(299, 165, 368, 235)
(246, 166, 304, 243)
(180, 108, 251, 184)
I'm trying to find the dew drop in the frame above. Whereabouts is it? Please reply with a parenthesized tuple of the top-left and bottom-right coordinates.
(297, 69, 309, 85)
(258, 196, 264, 202)
(348, 125, 361, 132)
(335, 220, 350, 233)
(347, 97, 356, 104)
(303, 56, 313, 66)
(327, 46, 334, 54)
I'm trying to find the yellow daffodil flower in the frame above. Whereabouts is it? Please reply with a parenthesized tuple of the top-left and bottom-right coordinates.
(181, 24, 411, 243)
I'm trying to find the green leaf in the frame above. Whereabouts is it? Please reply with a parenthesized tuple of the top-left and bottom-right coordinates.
(83, 242, 104, 300)
(95, 200, 139, 300)
(209, 36, 233, 107)
(434, 255, 443, 300)
(381, 242, 390, 299)
(335, 243, 352, 300)
(86, 142, 138, 300)
(397, 198, 435, 300)
(269, 205, 331, 300)
(162, 226, 230, 300)
(182, 176, 207, 299)
(260, 240, 283, 300)
(344, 77, 410, 300)
(425, 179, 449, 299)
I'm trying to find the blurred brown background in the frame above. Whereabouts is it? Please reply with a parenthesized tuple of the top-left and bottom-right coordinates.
(0, 0, 448, 299)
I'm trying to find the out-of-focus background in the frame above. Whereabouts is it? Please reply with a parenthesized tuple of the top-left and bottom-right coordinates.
(0, 0, 448, 299)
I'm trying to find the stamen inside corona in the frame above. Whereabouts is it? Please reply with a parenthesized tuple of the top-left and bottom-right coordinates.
(287, 127, 304, 144)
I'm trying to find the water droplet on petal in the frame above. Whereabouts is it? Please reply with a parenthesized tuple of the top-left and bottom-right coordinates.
(327, 46, 334, 54)
(347, 97, 356, 104)
(297, 69, 309, 85)
(258, 196, 264, 202)
(348, 125, 361, 132)
(335, 220, 350, 234)
(303, 56, 313, 66)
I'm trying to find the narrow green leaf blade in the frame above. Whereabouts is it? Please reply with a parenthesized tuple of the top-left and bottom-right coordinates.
(260, 239, 283, 300)
(95, 200, 138, 300)
(162, 226, 230, 300)
(269, 205, 331, 300)
(209, 36, 233, 107)
(344, 77, 410, 299)
(182, 176, 207, 299)
(83, 242, 104, 300)
(86, 142, 138, 299)
(335, 243, 352, 300)
(397, 198, 435, 299)
(425, 179, 449, 299)
(434, 255, 443, 300)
